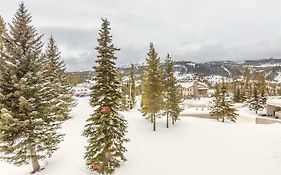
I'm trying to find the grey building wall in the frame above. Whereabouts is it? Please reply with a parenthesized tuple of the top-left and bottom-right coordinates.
(266, 104, 281, 116)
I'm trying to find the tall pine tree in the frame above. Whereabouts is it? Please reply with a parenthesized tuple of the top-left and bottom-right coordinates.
(257, 71, 267, 106)
(44, 36, 74, 121)
(248, 83, 265, 114)
(164, 54, 183, 127)
(0, 3, 64, 173)
(210, 81, 237, 122)
(242, 67, 251, 102)
(0, 15, 4, 46)
(141, 43, 164, 131)
(83, 18, 129, 174)
(128, 64, 136, 109)
(210, 84, 222, 120)
(0, 16, 4, 56)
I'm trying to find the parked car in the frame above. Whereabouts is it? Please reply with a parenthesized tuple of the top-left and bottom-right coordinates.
(74, 87, 90, 97)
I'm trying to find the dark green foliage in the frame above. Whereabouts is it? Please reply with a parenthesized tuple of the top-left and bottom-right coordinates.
(242, 67, 251, 102)
(83, 18, 129, 174)
(257, 71, 267, 105)
(210, 81, 238, 122)
(44, 36, 75, 121)
(128, 64, 136, 109)
(0, 3, 65, 173)
(117, 69, 129, 111)
(66, 73, 85, 86)
(248, 83, 266, 114)
(0, 15, 4, 49)
(232, 80, 243, 103)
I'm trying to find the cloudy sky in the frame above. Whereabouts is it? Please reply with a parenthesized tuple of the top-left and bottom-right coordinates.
(1, 0, 281, 71)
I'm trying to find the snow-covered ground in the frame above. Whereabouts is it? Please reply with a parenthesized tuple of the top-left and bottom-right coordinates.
(274, 72, 281, 83)
(203, 75, 232, 86)
(1, 97, 281, 175)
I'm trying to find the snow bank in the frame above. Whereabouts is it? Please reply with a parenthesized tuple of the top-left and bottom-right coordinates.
(1, 97, 281, 175)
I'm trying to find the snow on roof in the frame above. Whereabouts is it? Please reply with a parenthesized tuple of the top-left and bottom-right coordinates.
(197, 82, 208, 88)
(178, 82, 193, 89)
(178, 82, 209, 89)
(267, 99, 281, 107)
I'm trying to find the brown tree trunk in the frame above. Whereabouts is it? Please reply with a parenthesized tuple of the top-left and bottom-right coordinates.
(166, 112, 169, 128)
(153, 113, 156, 131)
(30, 147, 40, 174)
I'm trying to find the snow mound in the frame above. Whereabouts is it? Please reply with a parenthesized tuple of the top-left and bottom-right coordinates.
(1, 97, 281, 175)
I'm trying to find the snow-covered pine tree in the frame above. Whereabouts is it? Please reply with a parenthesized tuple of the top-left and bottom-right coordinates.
(141, 43, 164, 131)
(242, 67, 251, 102)
(117, 69, 129, 111)
(210, 81, 237, 122)
(164, 54, 183, 127)
(220, 81, 237, 122)
(83, 18, 129, 174)
(248, 83, 265, 114)
(257, 71, 267, 106)
(44, 36, 75, 121)
(210, 84, 222, 121)
(139, 65, 146, 108)
(0, 3, 64, 173)
(0, 16, 4, 54)
(128, 64, 136, 109)
(232, 80, 238, 102)
(0, 15, 4, 44)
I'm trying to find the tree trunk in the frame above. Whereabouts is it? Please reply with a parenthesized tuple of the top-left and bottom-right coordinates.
(153, 113, 156, 131)
(166, 112, 169, 128)
(172, 116, 175, 124)
(30, 147, 40, 174)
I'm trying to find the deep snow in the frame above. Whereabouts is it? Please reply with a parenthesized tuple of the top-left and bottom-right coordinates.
(1, 97, 281, 175)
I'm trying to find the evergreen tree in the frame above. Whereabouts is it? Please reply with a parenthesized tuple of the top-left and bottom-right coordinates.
(141, 43, 164, 131)
(164, 54, 183, 127)
(0, 3, 64, 173)
(117, 69, 129, 111)
(248, 83, 265, 114)
(235, 86, 241, 102)
(257, 71, 267, 105)
(65, 73, 85, 86)
(44, 36, 75, 121)
(128, 64, 136, 109)
(139, 65, 145, 108)
(83, 18, 129, 174)
(232, 80, 239, 103)
(210, 81, 237, 122)
(242, 67, 251, 102)
(0, 16, 5, 58)
(0, 15, 4, 47)
(210, 84, 222, 120)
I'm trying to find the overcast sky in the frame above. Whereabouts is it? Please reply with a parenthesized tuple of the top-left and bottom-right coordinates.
(1, 0, 281, 71)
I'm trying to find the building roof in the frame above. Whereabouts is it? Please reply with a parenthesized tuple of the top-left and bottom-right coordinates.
(178, 82, 193, 89)
(178, 82, 209, 89)
(197, 82, 208, 88)
(267, 99, 281, 107)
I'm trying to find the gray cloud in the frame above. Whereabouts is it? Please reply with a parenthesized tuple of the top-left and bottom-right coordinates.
(1, 0, 280, 71)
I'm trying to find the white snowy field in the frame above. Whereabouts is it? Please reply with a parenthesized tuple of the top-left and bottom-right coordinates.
(1, 97, 281, 175)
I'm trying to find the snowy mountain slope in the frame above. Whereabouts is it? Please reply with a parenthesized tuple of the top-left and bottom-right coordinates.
(1, 97, 281, 175)
(69, 58, 281, 82)
(274, 72, 281, 83)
